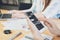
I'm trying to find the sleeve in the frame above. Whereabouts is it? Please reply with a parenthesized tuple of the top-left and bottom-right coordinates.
(42, 0, 60, 18)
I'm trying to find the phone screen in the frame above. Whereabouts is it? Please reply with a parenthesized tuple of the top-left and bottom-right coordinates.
(26, 12, 44, 30)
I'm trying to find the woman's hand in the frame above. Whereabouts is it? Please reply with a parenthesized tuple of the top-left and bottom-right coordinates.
(26, 16, 44, 40)
(44, 19, 60, 36)
(34, 12, 46, 21)
(8, 10, 26, 18)
(34, 13, 60, 36)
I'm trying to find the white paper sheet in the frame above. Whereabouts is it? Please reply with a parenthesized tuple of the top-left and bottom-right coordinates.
(2, 19, 29, 30)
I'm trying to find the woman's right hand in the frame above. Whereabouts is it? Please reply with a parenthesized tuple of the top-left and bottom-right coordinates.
(34, 12, 60, 36)
(43, 19, 60, 36)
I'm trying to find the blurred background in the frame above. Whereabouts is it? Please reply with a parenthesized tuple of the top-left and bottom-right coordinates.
(0, 0, 32, 10)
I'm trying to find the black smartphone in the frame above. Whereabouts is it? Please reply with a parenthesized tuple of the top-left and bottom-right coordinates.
(26, 12, 44, 30)
(0, 14, 12, 19)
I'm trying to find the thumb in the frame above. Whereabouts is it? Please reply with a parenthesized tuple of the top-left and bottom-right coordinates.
(44, 19, 56, 29)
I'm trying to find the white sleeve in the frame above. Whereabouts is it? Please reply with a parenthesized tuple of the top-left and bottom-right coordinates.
(31, 0, 44, 13)
(42, 0, 60, 18)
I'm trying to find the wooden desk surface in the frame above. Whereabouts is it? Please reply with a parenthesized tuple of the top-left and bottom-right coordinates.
(0, 9, 60, 40)
(0, 19, 60, 40)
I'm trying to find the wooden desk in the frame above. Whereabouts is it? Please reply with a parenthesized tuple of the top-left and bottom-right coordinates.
(0, 9, 60, 40)
(0, 20, 33, 40)
(0, 18, 60, 40)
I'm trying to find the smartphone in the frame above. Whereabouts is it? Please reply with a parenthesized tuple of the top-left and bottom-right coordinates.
(26, 12, 46, 33)
(0, 14, 12, 19)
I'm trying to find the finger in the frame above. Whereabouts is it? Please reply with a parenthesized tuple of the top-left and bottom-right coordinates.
(44, 19, 56, 30)
(45, 19, 56, 27)
(44, 19, 58, 32)
(44, 21, 56, 34)
(39, 18, 47, 22)
(34, 13, 47, 21)
(44, 20, 52, 27)
(44, 21, 53, 30)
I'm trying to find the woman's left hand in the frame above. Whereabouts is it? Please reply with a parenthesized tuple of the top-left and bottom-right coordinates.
(8, 10, 26, 18)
